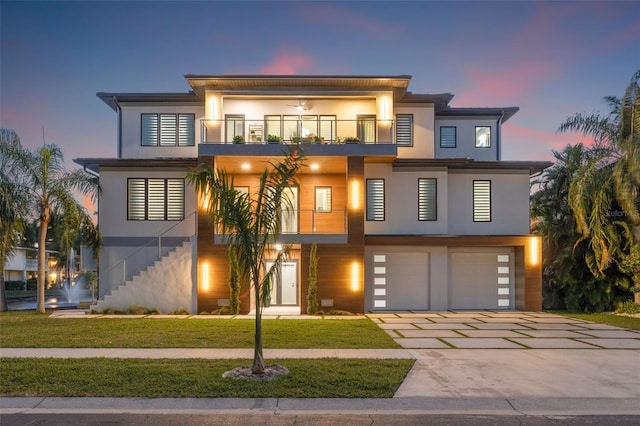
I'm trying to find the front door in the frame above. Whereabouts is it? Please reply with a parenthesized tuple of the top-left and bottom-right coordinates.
(267, 260, 298, 306)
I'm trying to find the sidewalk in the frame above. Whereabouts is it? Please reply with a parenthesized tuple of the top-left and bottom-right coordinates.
(1, 311, 639, 417)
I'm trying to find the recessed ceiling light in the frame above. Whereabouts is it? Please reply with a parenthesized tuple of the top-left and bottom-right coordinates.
(310, 163, 319, 170)
(241, 163, 251, 170)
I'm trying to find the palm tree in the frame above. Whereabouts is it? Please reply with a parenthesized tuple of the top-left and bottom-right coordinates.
(0, 129, 28, 312)
(558, 70, 640, 303)
(187, 151, 303, 374)
(13, 144, 98, 313)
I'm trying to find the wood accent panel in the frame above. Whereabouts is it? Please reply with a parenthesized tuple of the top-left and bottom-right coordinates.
(514, 246, 525, 310)
(347, 157, 364, 245)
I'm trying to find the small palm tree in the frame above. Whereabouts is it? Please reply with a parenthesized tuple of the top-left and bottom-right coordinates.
(6, 142, 99, 313)
(188, 150, 304, 374)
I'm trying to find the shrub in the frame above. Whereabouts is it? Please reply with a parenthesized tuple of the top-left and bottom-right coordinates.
(306, 243, 319, 315)
(616, 300, 640, 314)
(168, 307, 190, 315)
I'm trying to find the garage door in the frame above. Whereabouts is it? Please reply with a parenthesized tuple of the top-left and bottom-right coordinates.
(450, 249, 513, 310)
(372, 252, 429, 310)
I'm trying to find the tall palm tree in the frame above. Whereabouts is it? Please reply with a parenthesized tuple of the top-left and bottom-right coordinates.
(188, 151, 303, 374)
(558, 70, 640, 303)
(16, 144, 98, 313)
(0, 129, 27, 312)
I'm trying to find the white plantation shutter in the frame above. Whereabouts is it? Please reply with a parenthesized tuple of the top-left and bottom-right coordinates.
(473, 180, 491, 222)
(178, 114, 195, 146)
(159, 114, 177, 146)
(366, 179, 385, 221)
(147, 179, 166, 220)
(166, 179, 185, 220)
(418, 178, 437, 221)
(395, 114, 413, 146)
(141, 114, 159, 146)
(128, 179, 146, 220)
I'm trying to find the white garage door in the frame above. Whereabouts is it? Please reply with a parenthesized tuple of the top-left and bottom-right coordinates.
(372, 252, 429, 311)
(450, 249, 513, 310)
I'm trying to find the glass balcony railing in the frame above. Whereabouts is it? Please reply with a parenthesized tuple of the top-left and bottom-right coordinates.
(215, 209, 347, 236)
(200, 118, 395, 145)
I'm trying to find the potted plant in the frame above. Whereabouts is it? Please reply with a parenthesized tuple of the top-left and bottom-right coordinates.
(313, 135, 324, 143)
(267, 134, 282, 144)
(233, 135, 245, 144)
(344, 136, 360, 144)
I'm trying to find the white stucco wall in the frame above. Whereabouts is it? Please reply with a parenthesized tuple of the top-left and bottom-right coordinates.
(447, 170, 531, 235)
(395, 104, 435, 159)
(435, 116, 500, 160)
(364, 163, 449, 235)
(119, 104, 204, 158)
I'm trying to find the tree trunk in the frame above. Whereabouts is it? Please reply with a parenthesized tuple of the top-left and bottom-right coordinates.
(635, 280, 640, 305)
(252, 271, 265, 374)
(36, 209, 50, 314)
(0, 255, 7, 312)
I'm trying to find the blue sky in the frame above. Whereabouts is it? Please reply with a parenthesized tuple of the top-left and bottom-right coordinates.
(1, 1, 639, 164)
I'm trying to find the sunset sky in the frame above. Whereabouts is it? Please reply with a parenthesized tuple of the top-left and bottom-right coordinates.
(1, 1, 638, 164)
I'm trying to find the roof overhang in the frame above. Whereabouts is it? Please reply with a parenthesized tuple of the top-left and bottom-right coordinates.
(97, 92, 199, 111)
(73, 157, 197, 174)
(436, 107, 520, 123)
(392, 158, 552, 175)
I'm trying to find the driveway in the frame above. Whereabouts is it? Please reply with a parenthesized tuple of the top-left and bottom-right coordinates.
(368, 311, 640, 398)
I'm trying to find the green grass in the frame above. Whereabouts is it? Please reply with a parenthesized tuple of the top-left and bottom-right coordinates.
(551, 311, 640, 330)
(0, 358, 414, 398)
(0, 311, 399, 348)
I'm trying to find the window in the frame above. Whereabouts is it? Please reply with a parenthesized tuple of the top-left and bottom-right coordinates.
(319, 115, 336, 141)
(418, 178, 437, 221)
(141, 113, 195, 146)
(225, 115, 245, 142)
(283, 115, 299, 141)
(475, 126, 491, 148)
(440, 126, 456, 148)
(315, 187, 332, 212)
(128, 178, 185, 221)
(264, 115, 281, 139)
(366, 179, 385, 221)
(358, 115, 376, 143)
(473, 180, 491, 222)
(301, 115, 318, 138)
(395, 114, 413, 146)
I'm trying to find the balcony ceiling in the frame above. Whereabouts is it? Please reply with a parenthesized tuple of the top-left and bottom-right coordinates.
(214, 156, 347, 175)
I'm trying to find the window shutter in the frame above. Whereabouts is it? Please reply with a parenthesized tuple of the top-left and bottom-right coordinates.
(366, 179, 385, 221)
(178, 114, 195, 146)
(473, 180, 491, 222)
(418, 178, 437, 221)
(147, 179, 166, 220)
(440, 127, 456, 148)
(159, 114, 177, 146)
(166, 179, 185, 220)
(141, 114, 158, 146)
(128, 179, 147, 220)
(396, 115, 413, 146)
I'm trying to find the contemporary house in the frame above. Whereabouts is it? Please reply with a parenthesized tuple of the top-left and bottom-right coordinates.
(75, 74, 551, 314)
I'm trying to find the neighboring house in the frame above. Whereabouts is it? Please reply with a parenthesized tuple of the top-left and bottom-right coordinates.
(75, 75, 551, 314)
(4, 247, 52, 284)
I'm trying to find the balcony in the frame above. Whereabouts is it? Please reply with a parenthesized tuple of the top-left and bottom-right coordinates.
(200, 118, 396, 145)
(213, 209, 348, 244)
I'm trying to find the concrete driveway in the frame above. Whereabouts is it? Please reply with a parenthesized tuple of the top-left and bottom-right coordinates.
(368, 311, 640, 398)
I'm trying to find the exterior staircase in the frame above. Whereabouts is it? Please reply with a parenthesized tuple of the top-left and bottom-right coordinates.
(90, 239, 195, 314)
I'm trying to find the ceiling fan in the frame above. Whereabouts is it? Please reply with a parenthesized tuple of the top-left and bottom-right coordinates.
(287, 99, 309, 111)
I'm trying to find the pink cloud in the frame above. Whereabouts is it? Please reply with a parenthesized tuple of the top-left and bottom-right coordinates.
(296, 3, 402, 38)
(257, 48, 313, 75)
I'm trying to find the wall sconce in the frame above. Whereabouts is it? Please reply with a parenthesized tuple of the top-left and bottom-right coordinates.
(351, 261, 359, 291)
(529, 237, 540, 266)
(202, 262, 210, 291)
(350, 180, 360, 210)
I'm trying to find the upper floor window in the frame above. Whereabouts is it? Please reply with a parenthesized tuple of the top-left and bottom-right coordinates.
(315, 187, 332, 212)
(128, 178, 185, 221)
(473, 180, 491, 222)
(225, 115, 245, 142)
(395, 114, 413, 146)
(141, 113, 194, 147)
(358, 115, 376, 143)
(366, 178, 385, 221)
(475, 126, 491, 148)
(440, 126, 456, 148)
(319, 115, 336, 142)
(418, 178, 437, 221)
